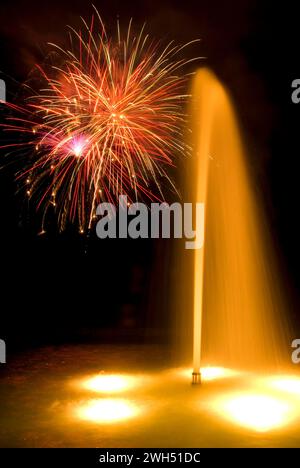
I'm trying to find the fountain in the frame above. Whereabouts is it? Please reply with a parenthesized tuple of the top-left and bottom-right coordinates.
(1, 68, 300, 448)
(188, 68, 290, 379)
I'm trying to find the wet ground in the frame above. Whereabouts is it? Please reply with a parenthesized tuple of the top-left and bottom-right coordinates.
(1, 344, 300, 447)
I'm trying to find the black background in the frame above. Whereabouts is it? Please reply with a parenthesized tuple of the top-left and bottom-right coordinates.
(0, 0, 300, 351)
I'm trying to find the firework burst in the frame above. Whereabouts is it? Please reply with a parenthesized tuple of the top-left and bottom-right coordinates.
(1, 9, 199, 232)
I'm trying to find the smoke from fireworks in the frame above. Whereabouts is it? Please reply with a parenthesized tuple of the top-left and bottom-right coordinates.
(1, 9, 199, 232)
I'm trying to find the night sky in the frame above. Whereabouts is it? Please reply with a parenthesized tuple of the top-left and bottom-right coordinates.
(1, 0, 300, 351)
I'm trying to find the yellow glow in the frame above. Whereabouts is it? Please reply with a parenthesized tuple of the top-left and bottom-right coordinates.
(213, 393, 291, 432)
(176, 366, 238, 381)
(75, 398, 139, 423)
(270, 376, 300, 396)
(201, 367, 237, 381)
(80, 374, 138, 394)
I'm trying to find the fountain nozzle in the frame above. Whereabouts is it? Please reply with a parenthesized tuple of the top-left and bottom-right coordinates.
(192, 372, 201, 385)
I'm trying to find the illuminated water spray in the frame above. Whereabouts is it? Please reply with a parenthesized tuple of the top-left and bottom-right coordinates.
(190, 73, 214, 384)
(189, 68, 289, 382)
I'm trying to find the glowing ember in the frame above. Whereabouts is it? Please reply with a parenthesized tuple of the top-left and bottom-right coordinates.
(212, 393, 292, 432)
(74, 398, 140, 423)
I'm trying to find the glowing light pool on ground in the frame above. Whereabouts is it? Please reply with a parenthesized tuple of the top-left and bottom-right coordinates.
(74, 398, 141, 423)
(71, 367, 300, 433)
(268, 376, 300, 396)
(201, 367, 238, 381)
(176, 366, 239, 381)
(211, 393, 292, 432)
(78, 374, 139, 394)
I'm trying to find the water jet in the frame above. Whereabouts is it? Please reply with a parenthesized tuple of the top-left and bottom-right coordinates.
(188, 68, 289, 380)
